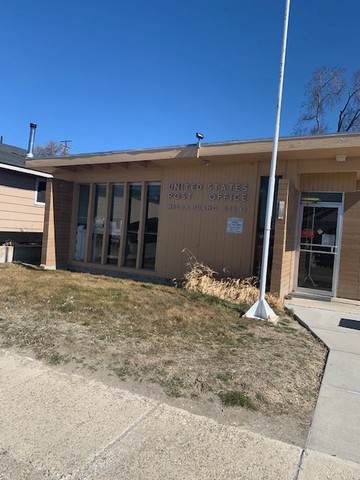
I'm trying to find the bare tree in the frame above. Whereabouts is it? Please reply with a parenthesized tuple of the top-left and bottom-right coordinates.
(33, 140, 71, 158)
(294, 66, 345, 135)
(337, 70, 360, 132)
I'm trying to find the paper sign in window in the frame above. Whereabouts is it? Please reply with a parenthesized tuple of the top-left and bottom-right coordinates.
(322, 234, 335, 246)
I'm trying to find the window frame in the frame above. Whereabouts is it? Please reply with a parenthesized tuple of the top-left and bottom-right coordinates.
(35, 178, 47, 205)
(72, 181, 161, 272)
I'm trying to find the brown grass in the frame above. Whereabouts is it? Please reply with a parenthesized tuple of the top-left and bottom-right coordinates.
(0, 263, 326, 428)
(181, 250, 284, 311)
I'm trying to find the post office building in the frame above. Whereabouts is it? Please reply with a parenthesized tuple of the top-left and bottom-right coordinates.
(26, 133, 360, 301)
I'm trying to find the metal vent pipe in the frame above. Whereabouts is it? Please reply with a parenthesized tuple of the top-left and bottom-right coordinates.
(26, 123, 37, 158)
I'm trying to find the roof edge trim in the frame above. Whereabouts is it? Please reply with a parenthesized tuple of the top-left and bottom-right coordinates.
(0, 162, 53, 178)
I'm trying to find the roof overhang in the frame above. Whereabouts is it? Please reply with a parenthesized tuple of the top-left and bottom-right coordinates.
(0, 162, 53, 178)
(25, 133, 360, 176)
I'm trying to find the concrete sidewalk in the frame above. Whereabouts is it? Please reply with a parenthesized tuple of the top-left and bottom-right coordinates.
(1, 350, 360, 479)
(286, 295, 360, 466)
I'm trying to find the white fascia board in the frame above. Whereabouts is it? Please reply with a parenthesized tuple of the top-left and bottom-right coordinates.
(0, 162, 53, 178)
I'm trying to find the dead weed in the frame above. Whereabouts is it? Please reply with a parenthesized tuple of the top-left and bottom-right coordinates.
(181, 250, 283, 311)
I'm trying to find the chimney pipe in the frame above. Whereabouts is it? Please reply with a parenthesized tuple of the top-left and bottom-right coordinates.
(26, 123, 37, 158)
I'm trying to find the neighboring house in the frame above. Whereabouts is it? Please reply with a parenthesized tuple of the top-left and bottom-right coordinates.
(0, 140, 52, 263)
(26, 133, 360, 301)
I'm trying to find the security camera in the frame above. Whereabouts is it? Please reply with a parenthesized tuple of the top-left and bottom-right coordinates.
(196, 132, 204, 140)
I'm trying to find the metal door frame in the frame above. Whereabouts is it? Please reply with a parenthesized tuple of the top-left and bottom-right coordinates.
(296, 200, 343, 297)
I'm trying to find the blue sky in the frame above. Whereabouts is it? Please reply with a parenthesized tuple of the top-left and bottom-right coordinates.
(2, 1, 359, 154)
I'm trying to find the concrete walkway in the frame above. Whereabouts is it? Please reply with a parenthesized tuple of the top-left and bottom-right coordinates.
(286, 295, 360, 466)
(1, 349, 360, 479)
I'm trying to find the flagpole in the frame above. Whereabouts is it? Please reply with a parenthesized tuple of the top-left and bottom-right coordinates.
(244, 0, 291, 321)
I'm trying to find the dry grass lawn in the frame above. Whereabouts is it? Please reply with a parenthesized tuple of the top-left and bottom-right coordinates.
(0, 263, 326, 442)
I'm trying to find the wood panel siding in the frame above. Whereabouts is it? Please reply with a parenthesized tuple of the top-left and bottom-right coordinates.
(270, 180, 299, 297)
(0, 171, 44, 233)
(285, 181, 300, 292)
(48, 166, 164, 185)
(41, 179, 74, 268)
(41, 180, 55, 267)
(337, 192, 360, 300)
(300, 172, 357, 192)
(53, 179, 74, 267)
(271, 180, 289, 296)
(157, 162, 257, 280)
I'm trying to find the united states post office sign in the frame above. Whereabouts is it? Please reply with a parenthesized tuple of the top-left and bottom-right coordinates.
(167, 182, 249, 211)
(167, 182, 248, 201)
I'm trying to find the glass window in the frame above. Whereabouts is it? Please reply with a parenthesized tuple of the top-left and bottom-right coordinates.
(106, 184, 124, 265)
(74, 181, 161, 271)
(253, 176, 281, 286)
(35, 179, 46, 204)
(300, 192, 343, 203)
(142, 184, 161, 269)
(124, 184, 142, 268)
(298, 206, 339, 292)
(74, 184, 90, 261)
(91, 184, 107, 263)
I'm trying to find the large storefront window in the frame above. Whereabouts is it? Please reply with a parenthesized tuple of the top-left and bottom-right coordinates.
(74, 181, 161, 270)
(91, 184, 107, 263)
(106, 184, 124, 265)
(74, 184, 90, 261)
(142, 183, 161, 269)
(124, 184, 142, 268)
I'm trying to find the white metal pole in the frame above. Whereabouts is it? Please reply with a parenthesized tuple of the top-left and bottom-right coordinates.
(244, 0, 291, 321)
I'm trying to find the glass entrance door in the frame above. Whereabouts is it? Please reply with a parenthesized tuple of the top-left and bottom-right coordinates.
(297, 203, 341, 294)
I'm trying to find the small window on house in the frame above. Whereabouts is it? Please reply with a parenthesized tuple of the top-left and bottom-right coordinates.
(35, 179, 46, 204)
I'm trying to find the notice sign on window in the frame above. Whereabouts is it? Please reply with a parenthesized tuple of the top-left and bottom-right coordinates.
(227, 217, 243, 234)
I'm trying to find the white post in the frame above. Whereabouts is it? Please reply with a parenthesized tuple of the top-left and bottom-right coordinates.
(244, 0, 291, 321)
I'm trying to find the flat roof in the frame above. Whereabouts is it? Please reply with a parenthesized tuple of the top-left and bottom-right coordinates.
(25, 132, 360, 175)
